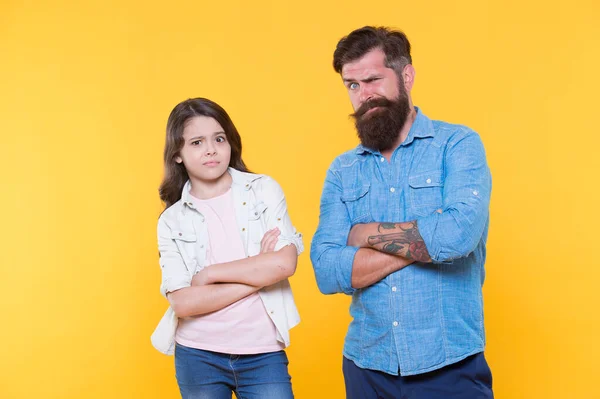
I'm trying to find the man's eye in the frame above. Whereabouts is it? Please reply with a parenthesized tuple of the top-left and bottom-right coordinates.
(349, 82, 359, 90)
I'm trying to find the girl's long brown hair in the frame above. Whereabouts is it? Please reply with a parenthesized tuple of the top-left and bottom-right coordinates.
(159, 98, 250, 208)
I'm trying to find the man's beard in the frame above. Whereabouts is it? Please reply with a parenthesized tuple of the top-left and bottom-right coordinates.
(351, 86, 411, 152)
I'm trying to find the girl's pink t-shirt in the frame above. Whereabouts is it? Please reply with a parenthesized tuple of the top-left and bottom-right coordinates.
(175, 188, 284, 354)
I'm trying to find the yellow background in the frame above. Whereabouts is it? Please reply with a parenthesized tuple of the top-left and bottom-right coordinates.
(1, 1, 599, 398)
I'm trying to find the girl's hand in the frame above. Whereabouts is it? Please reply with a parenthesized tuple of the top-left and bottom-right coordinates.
(192, 267, 211, 286)
(260, 228, 280, 253)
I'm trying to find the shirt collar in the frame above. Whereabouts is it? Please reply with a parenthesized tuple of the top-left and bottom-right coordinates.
(180, 167, 261, 208)
(402, 106, 434, 145)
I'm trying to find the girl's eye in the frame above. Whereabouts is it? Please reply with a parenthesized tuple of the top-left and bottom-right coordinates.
(216, 136, 226, 143)
(191, 140, 202, 145)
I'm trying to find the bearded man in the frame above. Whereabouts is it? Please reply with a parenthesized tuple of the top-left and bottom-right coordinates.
(310, 26, 494, 399)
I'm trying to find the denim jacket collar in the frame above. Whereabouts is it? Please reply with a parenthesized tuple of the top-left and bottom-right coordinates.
(180, 167, 264, 211)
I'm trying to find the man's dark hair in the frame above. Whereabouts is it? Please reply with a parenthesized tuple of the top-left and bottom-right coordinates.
(333, 26, 412, 76)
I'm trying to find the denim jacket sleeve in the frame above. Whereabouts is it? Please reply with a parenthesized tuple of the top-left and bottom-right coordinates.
(310, 163, 359, 295)
(157, 214, 192, 298)
(259, 176, 304, 255)
(417, 130, 492, 263)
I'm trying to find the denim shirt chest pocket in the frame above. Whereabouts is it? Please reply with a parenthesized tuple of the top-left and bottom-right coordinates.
(408, 170, 444, 217)
(170, 227, 198, 272)
(248, 201, 268, 245)
(341, 182, 372, 224)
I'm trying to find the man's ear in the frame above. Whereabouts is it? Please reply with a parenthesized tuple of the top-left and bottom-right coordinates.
(402, 64, 416, 93)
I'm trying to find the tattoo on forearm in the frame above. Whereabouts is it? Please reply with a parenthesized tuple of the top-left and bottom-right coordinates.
(379, 222, 397, 230)
(368, 221, 431, 262)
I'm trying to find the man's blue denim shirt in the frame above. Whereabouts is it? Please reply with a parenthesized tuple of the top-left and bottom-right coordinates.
(310, 108, 492, 376)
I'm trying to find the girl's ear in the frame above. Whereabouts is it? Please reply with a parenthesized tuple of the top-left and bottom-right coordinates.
(175, 155, 182, 164)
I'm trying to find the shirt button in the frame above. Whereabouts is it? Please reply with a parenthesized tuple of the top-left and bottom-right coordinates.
(473, 190, 479, 196)
(380, 157, 385, 162)
(392, 286, 397, 292)
(242, 228, 246, 232)
(270, 310, 275, 314)
(390, 187, 395, 193)
(200, 245, 204, 248)
(393, 321, 398, 327)
(426, 178, 432, 184)
(178, 233, 182, 236)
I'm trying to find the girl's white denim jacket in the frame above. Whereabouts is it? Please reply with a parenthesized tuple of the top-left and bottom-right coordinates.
(151, 168, 303, 355)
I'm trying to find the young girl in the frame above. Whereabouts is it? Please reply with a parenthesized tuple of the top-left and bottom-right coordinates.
(151, 98, 303, 399)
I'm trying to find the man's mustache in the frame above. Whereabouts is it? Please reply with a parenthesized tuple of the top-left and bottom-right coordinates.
(351, 98, 395, 119)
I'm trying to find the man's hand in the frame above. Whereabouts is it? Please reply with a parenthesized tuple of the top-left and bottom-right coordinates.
(347, 223, 373, 247)
(347, 220, 434, 262)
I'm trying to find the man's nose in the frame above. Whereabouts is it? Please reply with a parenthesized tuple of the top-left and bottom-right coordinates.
(358, 86, 373, 104)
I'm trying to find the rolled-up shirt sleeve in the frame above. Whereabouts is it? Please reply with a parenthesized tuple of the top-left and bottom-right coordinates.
(157, 216, 192, 297)
(310, 165, 358, 295)
(260, 177, 304, 255)
(417, 130, 492, 263)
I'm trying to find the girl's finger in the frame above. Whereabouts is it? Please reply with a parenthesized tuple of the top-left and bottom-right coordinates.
(263, 229, 280, 243)
(261, 229, 276, 246)
(264, 234, 278, 249)
(262, 234, 279, 253)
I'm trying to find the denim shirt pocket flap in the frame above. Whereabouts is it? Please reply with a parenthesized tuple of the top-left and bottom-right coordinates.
(340, 183, 371, 223)
(408, 171, 443, 189)
(171, 230, 197, 242)
(248, 201, 268, 221)
(408, 171, 444, 213)
(340, 183, 371, 202)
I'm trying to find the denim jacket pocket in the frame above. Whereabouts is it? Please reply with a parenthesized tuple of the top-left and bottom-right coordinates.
(171, 230, 197, 270)
(248, 201, 268, 221)
(408, 171, 444, 216)
(248, 201, 268, 244)
(341, 183, 372, 224)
